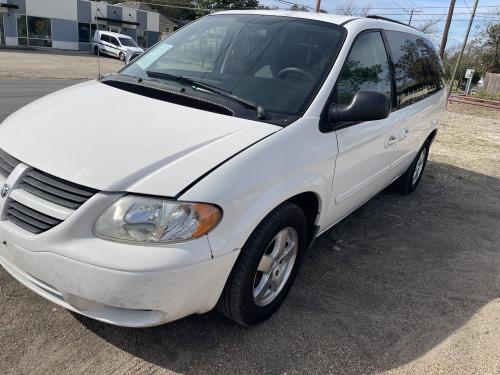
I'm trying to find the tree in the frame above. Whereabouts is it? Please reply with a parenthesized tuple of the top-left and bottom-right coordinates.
(290, 4, 309, 12)
(484, 23, 500, 72)
(336, 1, 371, 16)
(443, 21, 500, 78)
(415, 17, 443, 35)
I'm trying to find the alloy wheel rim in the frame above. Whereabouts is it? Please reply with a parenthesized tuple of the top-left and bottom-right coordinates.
(253, 227, 298, 307)
(412, 147, 426, 185)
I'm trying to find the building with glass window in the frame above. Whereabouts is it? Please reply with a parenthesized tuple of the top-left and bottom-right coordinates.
(0, 0, 160, 51)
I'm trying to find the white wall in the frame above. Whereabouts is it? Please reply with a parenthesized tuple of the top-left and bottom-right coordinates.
(91, 1, 107, 21)
(121, 7, 137, 29)
(147, 11, 159, 32)
(26, 0, 77, 19)
(5, 37, 18, 46)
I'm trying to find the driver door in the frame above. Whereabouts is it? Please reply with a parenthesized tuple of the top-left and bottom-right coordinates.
(325, 31, 400, 226)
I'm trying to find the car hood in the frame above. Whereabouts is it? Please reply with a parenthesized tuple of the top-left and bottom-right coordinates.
(125, 46, 144, 53)
(0, 80, 280, 197)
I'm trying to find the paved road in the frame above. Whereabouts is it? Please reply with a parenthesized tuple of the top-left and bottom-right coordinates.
(0, 80, 499, 375)
(0, 79, 82, 122)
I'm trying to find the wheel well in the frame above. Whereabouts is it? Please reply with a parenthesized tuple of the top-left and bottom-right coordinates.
(287, 192, 320, 245)
(427, 129, 438, 145)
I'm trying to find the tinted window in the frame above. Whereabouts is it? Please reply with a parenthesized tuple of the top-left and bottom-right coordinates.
(109, 36, 119, 46)
(101, 34, 110, 43)
(335, 32, 392, 105)
(385, 31, 444, 108)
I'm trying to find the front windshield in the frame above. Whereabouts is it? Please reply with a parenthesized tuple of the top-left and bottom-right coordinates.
(122, 14, 345, 116)
(119, 37, 138, 47)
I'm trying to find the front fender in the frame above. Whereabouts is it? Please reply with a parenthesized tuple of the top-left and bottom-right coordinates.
(179, 117, 338, 258)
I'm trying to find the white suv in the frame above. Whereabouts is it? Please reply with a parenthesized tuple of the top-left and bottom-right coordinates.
(0, 11, 445, 327)
(92, 30, 144, 61)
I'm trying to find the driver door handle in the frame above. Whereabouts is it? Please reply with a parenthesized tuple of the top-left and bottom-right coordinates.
(385, 135, 398, 148)
(398, 128, 409, 140)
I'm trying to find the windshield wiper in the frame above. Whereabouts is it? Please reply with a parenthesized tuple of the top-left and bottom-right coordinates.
(146, 70, 266, 119)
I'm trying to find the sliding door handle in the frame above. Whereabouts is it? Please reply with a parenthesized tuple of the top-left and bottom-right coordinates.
(385, 135, 397, 147)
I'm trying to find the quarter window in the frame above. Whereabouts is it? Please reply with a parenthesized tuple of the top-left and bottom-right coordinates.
(335, 32, 392, 106)
(385, 31, 444, 108)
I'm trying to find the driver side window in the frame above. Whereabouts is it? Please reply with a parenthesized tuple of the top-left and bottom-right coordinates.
(336, 32, 392, 105)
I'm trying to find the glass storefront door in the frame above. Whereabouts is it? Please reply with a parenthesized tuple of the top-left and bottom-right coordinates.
(0, 15, 5, 46)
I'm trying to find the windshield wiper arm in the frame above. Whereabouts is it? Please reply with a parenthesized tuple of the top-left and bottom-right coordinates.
(145, 70, 266, 119)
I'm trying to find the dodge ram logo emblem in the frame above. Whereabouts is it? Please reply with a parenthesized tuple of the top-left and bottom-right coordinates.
(0, 184, 10, 198)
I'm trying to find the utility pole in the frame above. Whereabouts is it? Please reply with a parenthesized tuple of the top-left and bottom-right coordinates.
(448, 0, 479, 98)
(405, 8, 421, 26)
(440, 0, 456, 59)
(315, 0, 321, 13)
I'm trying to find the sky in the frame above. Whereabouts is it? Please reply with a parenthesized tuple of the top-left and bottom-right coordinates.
(260, 0, 500, 50)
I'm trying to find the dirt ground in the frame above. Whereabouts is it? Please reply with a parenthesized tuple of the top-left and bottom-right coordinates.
(0, 52, 499, 375)
(0, 50, 123, 80)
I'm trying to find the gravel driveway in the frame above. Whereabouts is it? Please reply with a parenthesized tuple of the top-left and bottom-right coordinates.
(0, 50, 123, 80)
(0, 53, 499, 374)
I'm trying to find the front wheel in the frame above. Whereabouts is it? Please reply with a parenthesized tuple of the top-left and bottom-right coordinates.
(119, 52, 125, 61)
(217, 202, 307, 326)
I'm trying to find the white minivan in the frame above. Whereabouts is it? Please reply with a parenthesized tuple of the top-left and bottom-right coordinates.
(92, 30, 144, 61)
(0, 11, 445, 327)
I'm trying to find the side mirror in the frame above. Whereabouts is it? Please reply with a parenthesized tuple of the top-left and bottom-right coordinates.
(328, 90, 391, 123)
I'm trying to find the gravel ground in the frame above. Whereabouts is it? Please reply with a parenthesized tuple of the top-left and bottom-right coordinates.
(0, 50, 123, 80)
(0, 54, 499, 374)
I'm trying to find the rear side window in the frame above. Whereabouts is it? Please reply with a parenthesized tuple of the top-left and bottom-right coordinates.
(335, 32, 392, 105)
(385, 31, 444, 108)
(101, 34, 110, 43)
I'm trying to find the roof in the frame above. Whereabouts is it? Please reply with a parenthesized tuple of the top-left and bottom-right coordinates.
(215, 10, 422, 35)
(95, 30, 133, 38)
(116, 1, 178, 28)
(215, 10, 356, 25)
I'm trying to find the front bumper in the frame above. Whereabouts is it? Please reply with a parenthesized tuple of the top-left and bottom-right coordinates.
(0, 226, 239, 327)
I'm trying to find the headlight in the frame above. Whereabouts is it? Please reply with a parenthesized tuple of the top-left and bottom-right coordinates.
(94, 195, 221, 243)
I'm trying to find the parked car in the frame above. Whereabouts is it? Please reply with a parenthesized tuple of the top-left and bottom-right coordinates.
(0, 11, 445, 327)
(92, 30, 144, 61)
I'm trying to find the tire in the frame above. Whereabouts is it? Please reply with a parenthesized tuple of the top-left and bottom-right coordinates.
(393, 142, 429, 194)
(217, 202, 307, 326)
(93, 46, 99, 55)
(119, 52, 125, 61)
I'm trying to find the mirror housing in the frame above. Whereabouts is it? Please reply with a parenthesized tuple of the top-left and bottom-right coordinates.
(328, 90, 391, 123)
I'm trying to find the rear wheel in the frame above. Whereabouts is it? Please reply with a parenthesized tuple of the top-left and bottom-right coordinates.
(217, 202, 307, 326)
(393, 143, 429, 194)
(93, 46, 99, 55)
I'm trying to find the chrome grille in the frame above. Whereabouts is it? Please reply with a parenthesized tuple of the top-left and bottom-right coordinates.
(20, 170, 97, 209)
(6, 200, 62, 234)
(0, 149, 99, 234)
(0, 149, 20, 178)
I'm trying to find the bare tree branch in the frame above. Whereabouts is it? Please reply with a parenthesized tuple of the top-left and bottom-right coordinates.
(415, 17, 444, 34)
(336, 1, 371, 16)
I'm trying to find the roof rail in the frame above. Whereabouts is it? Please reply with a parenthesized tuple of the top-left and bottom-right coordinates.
(365, 15, 418, 30)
